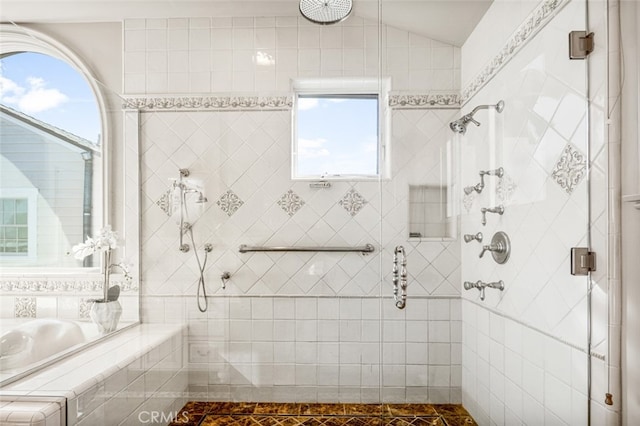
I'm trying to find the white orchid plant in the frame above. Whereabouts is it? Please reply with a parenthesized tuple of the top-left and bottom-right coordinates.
(72, 225, 132, 302)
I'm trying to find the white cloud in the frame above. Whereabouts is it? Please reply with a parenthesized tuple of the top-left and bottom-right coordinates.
(0, 75, 68, 114)
(298, 137, 330, 158)
(0, 75, 24, 99)
(297, 97, 319, 111)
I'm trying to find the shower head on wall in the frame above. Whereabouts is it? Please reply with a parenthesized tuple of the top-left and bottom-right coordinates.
(299, 0, 352, 25)
(195, 192, 208, 204)
(449, 100, 505, 135)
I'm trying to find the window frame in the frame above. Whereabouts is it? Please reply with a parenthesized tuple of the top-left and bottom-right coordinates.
(291, 78, 391, 181)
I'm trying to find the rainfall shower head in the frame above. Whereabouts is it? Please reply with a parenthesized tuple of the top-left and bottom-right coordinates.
(299, 0, 352, 25)
(449, 100, 505, 135)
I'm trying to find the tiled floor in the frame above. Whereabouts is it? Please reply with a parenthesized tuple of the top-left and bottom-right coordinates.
(170, 402, 477, 426)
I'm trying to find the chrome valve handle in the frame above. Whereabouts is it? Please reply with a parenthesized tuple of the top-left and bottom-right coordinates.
(463, 232, 483, 243)
(481, 167, 504, 178)
(479, 241, 507, 258)
(463, 280, 505, 301)
(392, 246, 407, 309)
(480, 205, 505, 226)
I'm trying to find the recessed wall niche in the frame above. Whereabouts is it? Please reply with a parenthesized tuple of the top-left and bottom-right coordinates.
(408, 185, 455, 240)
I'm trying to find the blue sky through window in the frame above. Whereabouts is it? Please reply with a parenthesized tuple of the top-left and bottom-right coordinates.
(0, 52, 100, 144)
(296, 95, 379, 177)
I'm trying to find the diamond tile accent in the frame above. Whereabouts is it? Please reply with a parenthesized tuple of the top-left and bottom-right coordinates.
(496, 174, 517, 202)
(551, 144, 587, 194)
(156, 188, 173, 217)
(462, 192, 475, 213)
(15, 297, 36, 318)
(339, 188, 368, 217)
(277, 189, 305, 217)
(79, 298, 92, 319)
(216, 189, 245, 217)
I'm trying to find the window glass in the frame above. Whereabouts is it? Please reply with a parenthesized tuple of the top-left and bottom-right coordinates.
(0, 197, 29, 254)
(294, 94, 379, 179)
(0, 52, 101, 267)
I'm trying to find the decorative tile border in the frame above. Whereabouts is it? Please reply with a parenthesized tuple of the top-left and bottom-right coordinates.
(461, 0, 569, 102)
(123, 95, 293, 111)
(388, 93, 461, 109)
(0, 277, 138, 293)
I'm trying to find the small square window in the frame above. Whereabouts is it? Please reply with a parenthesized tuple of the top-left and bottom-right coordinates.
(292, 78, 389, 180)
(0, 189, 37, 259)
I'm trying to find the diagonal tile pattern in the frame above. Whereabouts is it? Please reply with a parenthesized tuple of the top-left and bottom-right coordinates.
(141, 109, 460, 298)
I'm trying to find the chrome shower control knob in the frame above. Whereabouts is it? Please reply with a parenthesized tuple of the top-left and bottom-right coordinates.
(478, 232, 511, 264)
(464, 232, 483, 243)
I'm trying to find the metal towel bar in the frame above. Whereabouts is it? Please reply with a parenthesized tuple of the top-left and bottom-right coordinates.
(238, 244, 375, 254)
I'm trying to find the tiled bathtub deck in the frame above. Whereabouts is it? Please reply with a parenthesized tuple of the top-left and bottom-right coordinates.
(171, 402, 477, 426)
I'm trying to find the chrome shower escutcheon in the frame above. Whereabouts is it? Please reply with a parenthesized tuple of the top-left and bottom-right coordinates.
(479, 231, 511, 264)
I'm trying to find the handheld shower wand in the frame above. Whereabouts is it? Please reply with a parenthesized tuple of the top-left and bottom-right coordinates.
(173, 168, 215, 312)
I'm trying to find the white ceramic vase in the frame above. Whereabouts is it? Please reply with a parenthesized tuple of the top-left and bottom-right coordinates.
(89, 300, 122, 334)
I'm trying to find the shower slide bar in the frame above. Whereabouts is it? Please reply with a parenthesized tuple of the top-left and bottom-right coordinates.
(238, 244, 375, 254)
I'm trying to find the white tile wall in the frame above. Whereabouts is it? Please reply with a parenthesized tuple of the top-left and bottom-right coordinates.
(123, 16, 460, 94)
(460, 0, 610, 424)
(138, 103, 462, 402)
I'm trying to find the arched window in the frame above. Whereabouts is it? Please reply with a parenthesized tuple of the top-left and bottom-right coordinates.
(0, 24, 107, 269)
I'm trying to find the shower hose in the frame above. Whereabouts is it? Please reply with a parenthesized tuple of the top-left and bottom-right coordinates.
(182, 191, 210, 313)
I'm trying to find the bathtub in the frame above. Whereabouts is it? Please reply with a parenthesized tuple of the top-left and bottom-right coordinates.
(0, 323, 188, 426)
(0, 319, 97, 382)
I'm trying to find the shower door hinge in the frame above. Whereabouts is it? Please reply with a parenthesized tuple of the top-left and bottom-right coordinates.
(571, 247, 596, 275)
(569, 31, 594, 59)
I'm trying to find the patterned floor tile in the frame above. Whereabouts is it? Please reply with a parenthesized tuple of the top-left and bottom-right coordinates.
(384, 404, 438, 417)
(300, 404, 347, 416)
(440, 416, 477, 426)
(432, 405, 470, 417)
(174, 402, 476, 426)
